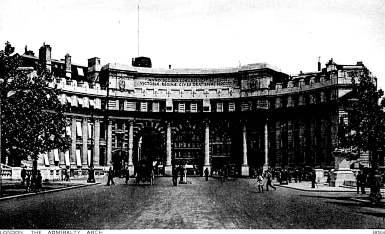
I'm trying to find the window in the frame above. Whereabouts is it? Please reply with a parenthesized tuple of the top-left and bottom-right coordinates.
(140, 102, 148, 112)
(216, 102, 223, 112)
(228, 102, 235, 112)
(125, 101, 136, 111)
(152, 102, 159, 112)
(178, 103, 185, 113)
(190, 103, 197, 113)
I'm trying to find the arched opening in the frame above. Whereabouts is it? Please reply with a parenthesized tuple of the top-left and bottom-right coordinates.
(112, 149, 127, 177)
(133, 127, 165, 176)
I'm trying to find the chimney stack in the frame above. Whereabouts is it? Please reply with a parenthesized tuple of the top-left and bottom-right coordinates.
(87, 57, 101, 83)
(317, 56, 321, 72)
(169, 65, 171, 69)
(38, 43, 52, 72)
(65, 53, 72, 79)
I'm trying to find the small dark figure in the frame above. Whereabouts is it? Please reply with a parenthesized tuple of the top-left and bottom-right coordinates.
(172, 167, 178, 186)
(25, 174, 31, 192)
(204, 168, 209, 181)
(63, 169, 70, 181)
(257, 174, 264, 193)
(106, 166, 115, 186)
(125, 167, 130, 184)
(21, 167, 26, 185)
(266, 171, 276, 191)
(311, 170, 316, 188)
(356, 171, 365, 194)
(31, 173, 37, 192)
(223, 166, 228, 182)
(179, 165, 184, 183)
(36, 171, 42, 192)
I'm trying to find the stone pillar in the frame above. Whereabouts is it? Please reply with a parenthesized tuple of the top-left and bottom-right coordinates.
(94, 119, 100, 167)
(241, 122, 249, 176)
(275, 120, 281, 167)
(107, 120, 112, 166)
(203, 121, 211, 174)
(309, 117, 316, 166)
(128, 120, 134, 176)
(287, 120, 293, 167)
(165, 122, 172, 176)
(82, 118, 88, 167)
(263, 119, 269, 172)
(298, 119, 306, 165)
(70, 117, 77, 168)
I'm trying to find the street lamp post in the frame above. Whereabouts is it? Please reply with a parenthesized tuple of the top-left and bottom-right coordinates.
(87, 106, 95, 183)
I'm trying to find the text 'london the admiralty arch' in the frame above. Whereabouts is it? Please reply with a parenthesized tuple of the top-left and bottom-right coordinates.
(5, 43, 380, 179)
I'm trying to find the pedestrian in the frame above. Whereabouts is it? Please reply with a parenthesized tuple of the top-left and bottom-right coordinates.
(172, 166, 178, 186)
(311, 170, 316, 188)
(356, 171, 363, 194)
(257, 174, 264, 193)
(36, 171, 42, 192)
(125, 166, 130, 184)
(106, 166, 115, 186)
(64, 169, 70, 181)
(21, 167, 26, 185)
(179, 165, 184, 183)
(266, 171, 276, 191)
(204, 167, 209, 181)
(25, 173, 31, 192)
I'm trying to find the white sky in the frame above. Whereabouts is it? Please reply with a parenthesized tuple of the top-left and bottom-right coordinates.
(1, 0, 384, 88)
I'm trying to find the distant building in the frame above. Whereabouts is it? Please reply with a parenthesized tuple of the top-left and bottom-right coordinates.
(4, 43, 381, 178)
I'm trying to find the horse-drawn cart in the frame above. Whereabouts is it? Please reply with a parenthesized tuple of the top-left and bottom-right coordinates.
(135, 160, 154, 185)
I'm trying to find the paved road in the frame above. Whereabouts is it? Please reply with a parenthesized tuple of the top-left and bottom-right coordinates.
(0, 177, 384, 229)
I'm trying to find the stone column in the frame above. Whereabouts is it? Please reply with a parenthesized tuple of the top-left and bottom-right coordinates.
(298, 119, 306, 165)
(82, 118, 88, 167)
(241, 122, 249, 176)
(309, 117, 316, 166)
(94, 119, 100, 167)
(203, 121, 211, 174)
(70, 117, 77, 168)
(287, 120, 293, 167)
(275, 120, 281, 167)
(263, 119, 269, 172)
(165, 121, 172, 176)
(107, 120, 112, 166)
(128, 120, 134, 176)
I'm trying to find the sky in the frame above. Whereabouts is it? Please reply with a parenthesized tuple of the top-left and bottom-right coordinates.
(1, 0, 385, 88)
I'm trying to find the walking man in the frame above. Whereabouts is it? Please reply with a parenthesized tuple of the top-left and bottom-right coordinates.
(21, 167, 26, 185)
(172, 166, 178, 186)
(356, 171, 363, 194)
(257, 174, 264, 193)
(106, 166, 115, 186)
(266, 171, 276, 191)
(204, 167, 209, 181)
(311, 170, 316, 188)
(125, 166, 130, 184)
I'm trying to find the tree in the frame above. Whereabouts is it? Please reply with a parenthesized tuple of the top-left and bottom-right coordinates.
(0, 42, 70, 172)
(341, 67, 385, 169)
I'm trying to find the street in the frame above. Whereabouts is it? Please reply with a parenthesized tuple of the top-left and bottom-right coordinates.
(0, 177, 384, 229)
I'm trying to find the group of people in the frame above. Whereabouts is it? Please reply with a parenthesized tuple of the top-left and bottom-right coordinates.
(356, 170, 384, 202)
(256, 170, 277, 193)
(106, 166, 130, 186)
(20, 167, 42, 192)
(172, 165, 188, 186)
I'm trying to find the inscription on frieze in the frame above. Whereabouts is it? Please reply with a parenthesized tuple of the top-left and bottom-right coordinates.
(134, 77, 236, 88)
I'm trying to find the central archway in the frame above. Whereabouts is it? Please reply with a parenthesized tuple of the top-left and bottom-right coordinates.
(133, 121, 166, 176)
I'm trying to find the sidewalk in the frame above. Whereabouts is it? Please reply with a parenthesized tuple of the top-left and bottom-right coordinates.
(0, 178, 100, 201)
(276, 181, 385, 205)
(276, 181, 357, 192)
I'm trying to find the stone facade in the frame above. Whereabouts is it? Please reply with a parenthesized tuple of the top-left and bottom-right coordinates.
(4, 44, 376, 179)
